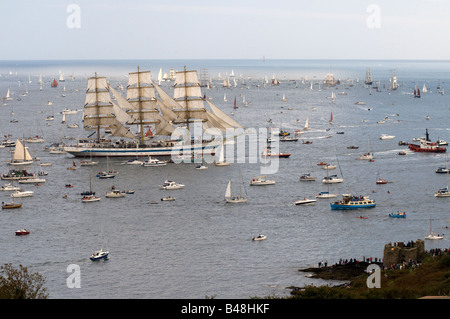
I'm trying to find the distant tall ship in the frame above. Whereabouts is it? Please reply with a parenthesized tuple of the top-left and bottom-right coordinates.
(364, 68, 372, 85)
(389, 71, 399, 90)
(64, 67, 243, 158)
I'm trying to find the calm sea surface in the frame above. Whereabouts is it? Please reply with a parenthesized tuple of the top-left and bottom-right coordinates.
(0, 59, 449, 299)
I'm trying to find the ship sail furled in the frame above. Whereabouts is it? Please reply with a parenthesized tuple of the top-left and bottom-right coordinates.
(83, 73, 134, 141)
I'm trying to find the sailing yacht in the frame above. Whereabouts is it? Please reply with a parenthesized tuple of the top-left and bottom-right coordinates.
(425, 217, 443, 240)
(214, 144, 230, 166)
(225, 169, 248, 203)
(64, 67, 243, 158)
(3, 86, 12, 101)
(8, 139, 33, 166)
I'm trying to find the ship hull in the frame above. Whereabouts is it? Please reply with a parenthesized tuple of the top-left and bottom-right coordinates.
(408, 143, 446, 153)
(64, 143, 219, 158)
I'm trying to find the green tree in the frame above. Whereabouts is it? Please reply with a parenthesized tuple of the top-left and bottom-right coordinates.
(0, 263, 48, 299)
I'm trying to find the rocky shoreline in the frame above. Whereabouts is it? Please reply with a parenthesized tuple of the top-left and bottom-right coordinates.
(298, 261, 383, 281)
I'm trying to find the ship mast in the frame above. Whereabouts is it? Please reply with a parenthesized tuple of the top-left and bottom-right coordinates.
(126, 66, 160, 145)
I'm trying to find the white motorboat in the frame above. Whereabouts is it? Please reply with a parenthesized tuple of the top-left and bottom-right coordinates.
(294, 198, 317, 206)
(249, 175, 275, 186)
(123, 158, 144, 165)
(299, 173, 316, 181)
(252, 234, 267, 241)
(90, 249, 109, 261)
(159, 180, 185, 190)
(322, 175, 344, 184)
(435, 187, 450, 197)
(195, 164, 208, 170)
(18, 178, 45, 184)
(105, 190, 125, 198)
(142, 156, 167, 167)
(81, 195, 101, 202)
(315, 191, 337, 199)
(161, 196, 176, 201)
(380, 134, 395, 140)
(1, 183, 21, 191)
(11, 190, 34, 198)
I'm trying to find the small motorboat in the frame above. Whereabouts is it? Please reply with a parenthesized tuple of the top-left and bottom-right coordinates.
(389, 211, 406, 218)
(106, 190, 125, 198)
(315, 191, 337, 198)
(252, 234, 266, 241)
(299, 173, 316, 182)
(81, 195, 101, 202)
(90, 249, 109, 261)
(142, 156, 167, 167)
(11, 190, 34, 198)
(15, 229, 30, 235)
(249, 176, 276, 186)
(65, 184, 74, 188)
(123, 158, 144, 165)
(195, 164, 208, 170)
(380, 134, 395, 140)
(376, 178, 388, 184)
(293, 198, 317, 206)
(123, 190, 135, 194)
(2, 201, 22, 209)
(398, 151, 407, 155)
(1, 183, 21, 191)
(161, 196, 175, 201)
(159, 180, 185, 190)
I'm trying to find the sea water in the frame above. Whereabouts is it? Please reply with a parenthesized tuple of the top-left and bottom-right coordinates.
(0, 59, 449, 298)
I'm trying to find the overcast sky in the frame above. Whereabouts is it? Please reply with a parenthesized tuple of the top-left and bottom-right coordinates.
(1, 0, 450, 60)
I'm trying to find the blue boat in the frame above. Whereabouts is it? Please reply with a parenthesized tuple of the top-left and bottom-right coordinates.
(389, 211, 406, 218)
(330, 194, 376, 210)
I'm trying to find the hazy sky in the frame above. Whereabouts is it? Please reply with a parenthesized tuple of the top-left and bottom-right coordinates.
(1, 0, 450, 60)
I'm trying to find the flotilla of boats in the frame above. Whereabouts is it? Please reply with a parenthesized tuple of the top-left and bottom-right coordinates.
(1, 66, 448, 261)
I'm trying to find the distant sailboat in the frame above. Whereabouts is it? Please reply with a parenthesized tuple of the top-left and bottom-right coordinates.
(422, 83, 427, 93)
(4, 86, 12, 101)
(303, 117, 310, 131)
(224, 169, 248, 203)
(215, 144, 230, 166)
(329, 112, 333, 124)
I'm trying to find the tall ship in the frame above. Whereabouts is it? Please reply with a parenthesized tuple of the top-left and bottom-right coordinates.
(389, 71, 399, 90)
(64, 67, 243, 158)
(364, 68, 372, 85)
(409, 129, 447, 153)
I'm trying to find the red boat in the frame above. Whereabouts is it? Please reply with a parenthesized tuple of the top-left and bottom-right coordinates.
(15, 229, 30, 236)
(51, 79, 58, 87)
(376, 178, 388, 184)
(261, 150, 291, 158)
(409, 129, 446, 153)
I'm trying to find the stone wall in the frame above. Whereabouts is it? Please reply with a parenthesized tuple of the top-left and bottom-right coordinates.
(383, 239, 425, 267)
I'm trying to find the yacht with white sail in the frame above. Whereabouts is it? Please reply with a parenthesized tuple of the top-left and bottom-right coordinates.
(8, 139, 33, 166)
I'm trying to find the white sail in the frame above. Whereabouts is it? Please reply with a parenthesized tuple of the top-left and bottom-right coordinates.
(13, 139, 33, 162)
(225, 181, 232, 199)
(304, 117, 309, 130)
(205, 100, 243, 129)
